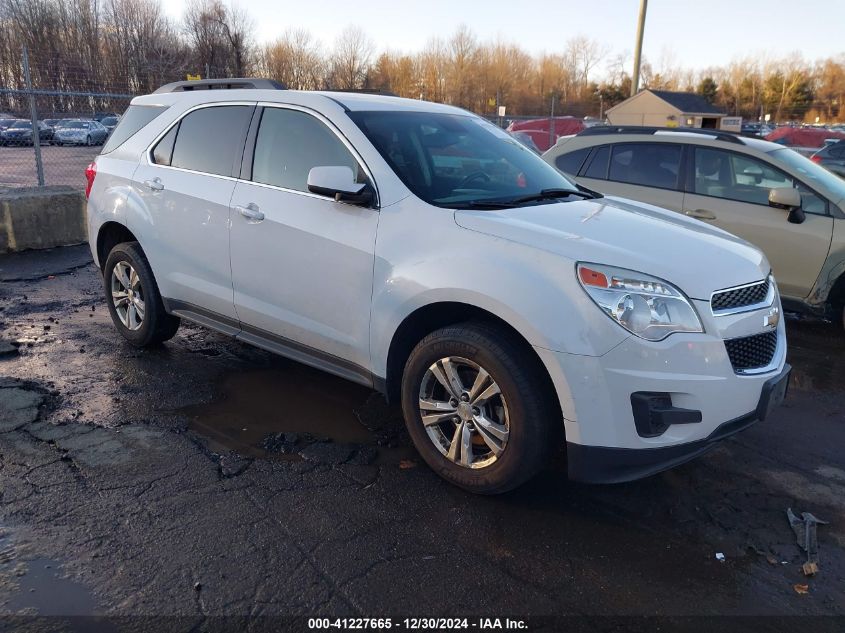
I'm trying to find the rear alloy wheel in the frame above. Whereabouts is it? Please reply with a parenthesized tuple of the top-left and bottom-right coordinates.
(401, 322, 559, 494)
(111, 261, 145, 331)
(103, 242, 180, 347)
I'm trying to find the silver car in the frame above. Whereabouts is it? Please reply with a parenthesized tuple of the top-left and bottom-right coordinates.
(53, 119, 109, 146)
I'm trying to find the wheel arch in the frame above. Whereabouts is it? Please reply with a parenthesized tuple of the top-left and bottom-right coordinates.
(383, 302, 562, 425)
(96, 222, 138, 271)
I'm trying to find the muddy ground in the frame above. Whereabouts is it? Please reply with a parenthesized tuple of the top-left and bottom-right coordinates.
(0, 245, 843, 628)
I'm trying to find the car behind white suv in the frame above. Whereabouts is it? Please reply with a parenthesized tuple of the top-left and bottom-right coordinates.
(544, 127, 845, 329)
(86, 79, 790, 493)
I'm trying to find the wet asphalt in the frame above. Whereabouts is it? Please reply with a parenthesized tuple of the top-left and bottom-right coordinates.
(0, 245, 844, 625)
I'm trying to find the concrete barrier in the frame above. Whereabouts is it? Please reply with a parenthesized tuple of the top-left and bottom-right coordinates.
(0, 186, 87, 254)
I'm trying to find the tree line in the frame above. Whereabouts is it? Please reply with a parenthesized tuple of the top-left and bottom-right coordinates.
(1, 0, 843, 123)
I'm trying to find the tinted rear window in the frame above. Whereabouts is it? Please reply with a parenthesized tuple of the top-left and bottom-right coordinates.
(609, 143, 681, 189)
(101, 105, 167, 154)
(170, 106, 252, 177)
(554, 147, 591, 176)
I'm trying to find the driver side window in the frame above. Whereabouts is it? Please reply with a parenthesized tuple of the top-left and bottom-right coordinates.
(693, 148, 826, 213)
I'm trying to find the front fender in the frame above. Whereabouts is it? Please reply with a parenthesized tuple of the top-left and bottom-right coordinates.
(368, 198, 629, 377)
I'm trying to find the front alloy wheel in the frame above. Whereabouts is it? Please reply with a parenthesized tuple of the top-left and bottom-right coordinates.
(418, 356, 509, 469)
(110, 261, 145, 330)
(401, 322, 559, 494)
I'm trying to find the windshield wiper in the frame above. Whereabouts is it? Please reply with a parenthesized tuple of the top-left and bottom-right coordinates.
(507, 188, 600, 205)
(445, 199, 519, 209)
(451, 186, 602, 210)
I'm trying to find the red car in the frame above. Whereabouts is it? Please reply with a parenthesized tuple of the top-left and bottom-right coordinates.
(507, 116, 586, 152)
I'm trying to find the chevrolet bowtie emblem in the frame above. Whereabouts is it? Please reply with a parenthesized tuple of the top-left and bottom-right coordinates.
(764, 306, 780, 329)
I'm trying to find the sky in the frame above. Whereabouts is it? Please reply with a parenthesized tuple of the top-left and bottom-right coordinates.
(162, 0, 844, 76)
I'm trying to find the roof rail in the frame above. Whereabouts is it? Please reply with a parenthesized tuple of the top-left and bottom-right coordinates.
(578, 125, 745, 145)
(153, 78, 286, 94)
(325, 88, 399, 97)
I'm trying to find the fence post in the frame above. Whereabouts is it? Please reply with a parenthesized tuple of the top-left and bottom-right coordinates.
(22, 46, 45, 187)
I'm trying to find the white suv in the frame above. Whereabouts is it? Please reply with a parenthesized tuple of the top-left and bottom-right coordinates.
(86, 78, 790, 493)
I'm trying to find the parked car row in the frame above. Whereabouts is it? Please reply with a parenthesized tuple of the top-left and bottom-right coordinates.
(0, 116, 117, 146)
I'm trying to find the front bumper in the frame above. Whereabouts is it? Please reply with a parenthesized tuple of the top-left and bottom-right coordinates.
(534, 295, 788, 483)
(566, 364, 790, 483)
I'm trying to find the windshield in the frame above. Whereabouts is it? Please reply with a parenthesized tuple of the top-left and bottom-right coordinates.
(348, 110, 576, 208)
(102, 117, 117, 125)
(769, 147, 845, 203)
(10, 121, 30, 129)
(65, 122, 89, 129)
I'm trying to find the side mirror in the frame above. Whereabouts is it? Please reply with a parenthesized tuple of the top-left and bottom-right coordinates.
(307, 166, 374, 207)
(768, 187, 805, 224)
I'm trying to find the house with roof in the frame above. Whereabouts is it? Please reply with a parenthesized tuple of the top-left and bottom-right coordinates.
(606, 89, 728, 130)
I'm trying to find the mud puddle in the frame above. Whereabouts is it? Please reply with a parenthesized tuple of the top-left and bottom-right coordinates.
(181, 362, 392, 460)
(0, 525, 101, 617)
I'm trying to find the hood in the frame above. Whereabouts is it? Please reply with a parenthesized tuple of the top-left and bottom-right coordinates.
(453, 196, 768, 300)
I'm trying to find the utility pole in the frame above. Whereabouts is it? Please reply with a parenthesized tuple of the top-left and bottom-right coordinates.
(22, 46, 44, 187)
(631, 0, 648, 97)
(548, 92, 556, 150)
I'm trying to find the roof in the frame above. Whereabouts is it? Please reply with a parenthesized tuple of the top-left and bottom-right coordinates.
(550, 127, 786, 155)
(133, 88, 467, 116)
(647, 90, 724, 115)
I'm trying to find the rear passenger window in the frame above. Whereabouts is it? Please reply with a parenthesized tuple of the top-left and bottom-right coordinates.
(554, 147, 591, 176)
(609, 143, 682, 189)
(170, 106, 252, 177)
(583, 145, 610, 179)
(251, 107, 363, 192)
(152, 124, 178, 166)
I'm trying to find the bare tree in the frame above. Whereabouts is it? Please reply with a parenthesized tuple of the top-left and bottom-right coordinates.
(262, 28, 325, 90)
(327, 25, 373, 90)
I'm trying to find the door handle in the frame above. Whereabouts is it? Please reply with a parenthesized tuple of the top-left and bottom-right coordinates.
(234, 203, 264, 222)
(685, 208, 717, 220)
(143, 177, 164, 191)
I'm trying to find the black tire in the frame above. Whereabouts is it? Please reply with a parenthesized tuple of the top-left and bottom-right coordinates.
(400, 321, 560, 494)
(103, 242, 180, 347)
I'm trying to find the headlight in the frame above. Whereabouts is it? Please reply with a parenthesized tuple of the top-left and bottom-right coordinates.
(576, 263, 703, 341)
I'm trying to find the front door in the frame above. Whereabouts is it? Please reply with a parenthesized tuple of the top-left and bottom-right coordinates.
(229, 106, 379, 375)
(682, 146, 833, 298)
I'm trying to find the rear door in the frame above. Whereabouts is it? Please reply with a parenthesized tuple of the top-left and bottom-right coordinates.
(682, 146, 833, 298)
(131, 103, 254, 321)
(576, 142, 686, 212)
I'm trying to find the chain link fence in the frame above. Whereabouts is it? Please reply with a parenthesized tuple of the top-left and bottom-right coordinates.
(1, 49, 134, 192)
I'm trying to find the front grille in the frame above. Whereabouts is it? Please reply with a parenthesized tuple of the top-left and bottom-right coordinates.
(724, 330, 778, 372)
(712, 278, 770, 313)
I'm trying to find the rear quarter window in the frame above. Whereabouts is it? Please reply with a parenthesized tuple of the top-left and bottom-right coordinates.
(554, 147, 591, 176)
(101, 105, 168, 154)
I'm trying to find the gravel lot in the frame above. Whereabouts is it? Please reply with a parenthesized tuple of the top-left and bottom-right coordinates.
(0, 144, 99, 190)
(0, 245, 844, 629)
